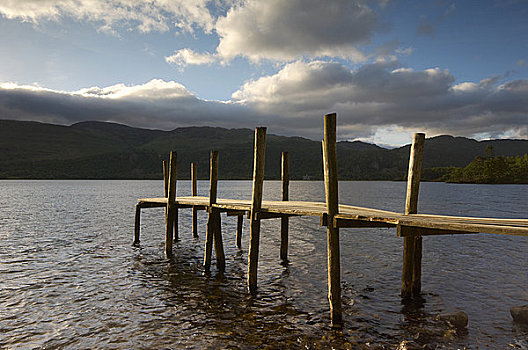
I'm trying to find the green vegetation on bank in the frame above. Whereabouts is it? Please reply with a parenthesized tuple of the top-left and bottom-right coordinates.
(442, 153, 528, 184)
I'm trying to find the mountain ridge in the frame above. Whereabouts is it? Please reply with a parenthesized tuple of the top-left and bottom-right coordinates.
(1, 119, 527, 180)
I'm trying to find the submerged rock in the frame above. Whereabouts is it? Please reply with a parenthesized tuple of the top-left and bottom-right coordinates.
(436, 311, 468, 329)
(510, 305, 528, 324)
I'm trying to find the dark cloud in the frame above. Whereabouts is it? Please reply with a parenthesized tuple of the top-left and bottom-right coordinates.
(0, 81, 260, 131)
(1, 62, 527, 143)
(232, 60, 528, 140)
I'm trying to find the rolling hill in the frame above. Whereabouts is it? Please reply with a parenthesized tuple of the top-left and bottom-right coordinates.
(1, 119, 527, 180)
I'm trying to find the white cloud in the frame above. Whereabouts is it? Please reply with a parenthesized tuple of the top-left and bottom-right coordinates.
(75, 79, 193, 99)
(215, 0, 377, 62)
(452, 82, 479, 93)
(0, 0, 214, 33)
(2, 0, 385, 65)
(165, 49, 219, 67)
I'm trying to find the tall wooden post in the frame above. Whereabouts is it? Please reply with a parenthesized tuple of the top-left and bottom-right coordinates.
(163, 160, 169, 197)
(165, 159, 178, 241)
(191, 162, 198, 237)
(204, 151, 224, 272)
(165, 152, 177, 258)
(401, 133, 425, 299)
(248, 127, 266, 294)
(322, 113, 343, 328)
(280, 152, 290, 261)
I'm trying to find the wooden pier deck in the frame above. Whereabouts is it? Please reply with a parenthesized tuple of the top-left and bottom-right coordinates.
(134, 113, 528, 328)
(138, 196, 528, 236)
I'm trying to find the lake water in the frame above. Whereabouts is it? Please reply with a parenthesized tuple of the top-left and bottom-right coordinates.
(1, 180, 527, 349)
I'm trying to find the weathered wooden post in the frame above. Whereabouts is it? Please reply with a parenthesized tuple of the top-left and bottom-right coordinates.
(214, 208, 225, 272)
(236, 215, 243, 249)
(191, 162, 199, 237)
(133, 203, 142, 245)
(164, 159, 178, 241)
(280, 151, 290, 261)
(401, 133, 425, 299)
(165, 152, 177, 257)
(322, 113, 343, 328)
(203, 151, 225, 272)
(248, 127, 267, 294)
(163, 160, 169, 197)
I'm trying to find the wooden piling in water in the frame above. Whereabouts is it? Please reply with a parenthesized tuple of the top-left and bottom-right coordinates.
(322, 113, 343, 328)
(204, 151, 225, 272)
(214, 209, 225, 272)
(134, 203, 141, 245)
(401, 133, 425, 299)
(248, 127, 266, 294)
(164, 159, 179, 241)
(236, 215, 243, 249)
(280, 152, 290, 261)
(165, 152, 177, 257)
(191, 162, 199, 237)
(163, 160, 169, 197)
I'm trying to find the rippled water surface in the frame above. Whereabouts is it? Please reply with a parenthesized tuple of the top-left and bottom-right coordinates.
(1, 180, 527, 349)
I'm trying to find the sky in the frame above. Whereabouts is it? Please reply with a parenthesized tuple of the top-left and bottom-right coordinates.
(0, 0, 527, 146)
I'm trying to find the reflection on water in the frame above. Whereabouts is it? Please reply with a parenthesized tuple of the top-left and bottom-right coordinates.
(0, 180, 527, 348)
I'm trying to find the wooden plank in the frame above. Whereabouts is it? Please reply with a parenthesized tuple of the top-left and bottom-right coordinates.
(281, 151, 290, 261)
(226, 210, 247, 216)
(191, 162, 198, 237)
(334, 217, 394, 228)
(398, 217, 528, 236)
(165, 151, 177, 258)
(397, 225, 477, 237)
(401, 133, 425, 300)
(413, 213, 528, 227)
(204, 150, 219, 273)
(322, 113, 342, 328)
(248, 127, 266, 294)
(257, 212, 297, 220)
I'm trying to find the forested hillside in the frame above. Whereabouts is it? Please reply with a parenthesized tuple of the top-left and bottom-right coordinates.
(2, 120, 528, 181)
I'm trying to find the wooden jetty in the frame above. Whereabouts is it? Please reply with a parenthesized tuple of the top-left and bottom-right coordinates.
(134, 113, 528, 328)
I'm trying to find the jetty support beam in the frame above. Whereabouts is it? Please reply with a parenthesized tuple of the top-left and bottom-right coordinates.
(227, 210, 245, 248)
(248, 127, 266, 294)
(164, 160, 178, 241)
(165, 152, 177, 258)
(204, 151, 225, 273)
(191, 162, 199, 237)
(280, 151, 290, 261)
(401, 133, 425, 299)
(133, 203, 142, 245)
(322, 113, 343, 328)
(236, 215, 243, 249)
